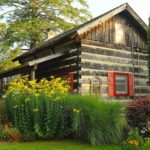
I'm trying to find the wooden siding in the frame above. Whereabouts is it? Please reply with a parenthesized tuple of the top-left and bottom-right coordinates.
(81, 12, 147, 50)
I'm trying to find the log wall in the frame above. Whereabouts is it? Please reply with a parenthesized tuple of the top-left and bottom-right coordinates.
(80, 42, 149, 97)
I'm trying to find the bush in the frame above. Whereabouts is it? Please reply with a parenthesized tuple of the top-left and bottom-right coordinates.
(126, 96, 150, 128)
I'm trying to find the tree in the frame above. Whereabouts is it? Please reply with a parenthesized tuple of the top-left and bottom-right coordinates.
(148, 17, 150, 83)
(0, 0, 92, 49)
(0, 23, 20, 71)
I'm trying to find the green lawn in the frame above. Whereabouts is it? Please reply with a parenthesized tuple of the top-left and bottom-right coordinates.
(0, 141, 121, 150)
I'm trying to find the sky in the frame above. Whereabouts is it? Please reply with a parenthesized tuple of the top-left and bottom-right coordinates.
(86, 0, 149, 25)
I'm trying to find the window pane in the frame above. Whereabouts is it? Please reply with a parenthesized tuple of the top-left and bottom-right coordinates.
(116, 75, 128, 94)
(116, 76, 127, 83)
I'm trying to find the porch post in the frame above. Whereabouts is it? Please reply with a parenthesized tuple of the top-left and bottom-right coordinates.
(30, 65, 37, 80)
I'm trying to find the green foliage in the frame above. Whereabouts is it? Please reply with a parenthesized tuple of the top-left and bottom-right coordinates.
(143, 138, 150, 150)
(121, 128, 143, 150)
(148, 17, 150, 83)
(126, 96, 150, 128)
(0, 0, 92, 49)
(0, 23, 20, 72)
(63, 95, 126, 145)
(4, 92, 125, 145)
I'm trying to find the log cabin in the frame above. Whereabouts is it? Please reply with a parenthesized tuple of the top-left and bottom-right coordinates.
(0, 3, 149, 99)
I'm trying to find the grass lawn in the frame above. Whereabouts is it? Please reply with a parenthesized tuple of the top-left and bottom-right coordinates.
(0, 140, 121, 150)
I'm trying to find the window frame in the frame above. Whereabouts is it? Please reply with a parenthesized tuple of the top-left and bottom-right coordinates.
(114, 73, 129, 96)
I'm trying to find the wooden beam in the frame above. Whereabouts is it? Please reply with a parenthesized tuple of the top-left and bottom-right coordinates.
(30, 65, 37, 80)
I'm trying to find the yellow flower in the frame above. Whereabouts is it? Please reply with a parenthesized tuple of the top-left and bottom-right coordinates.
(7, 76, 69, 99)
(76, 109, 80, 113)
(128, 140, 139, 146)
(25, 97, 30, 103)
(73, 108, 80, 113)
(33, 109, 39, 112)
(73, 108, 77, 112)
(13, 105, 18, 109)
(29, 80, 36, 86)
(34, 93, 39, 97)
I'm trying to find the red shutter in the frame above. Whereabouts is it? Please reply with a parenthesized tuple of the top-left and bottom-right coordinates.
(128, 73, 134, 96)
(67, 72, 74, 94)
(108, 72, 115, 96)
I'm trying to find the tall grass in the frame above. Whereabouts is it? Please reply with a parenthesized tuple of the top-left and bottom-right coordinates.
(4, 94, 126, 145)
(62, 95, 126, 145)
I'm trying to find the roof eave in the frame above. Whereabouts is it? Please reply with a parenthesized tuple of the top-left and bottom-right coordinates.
(13, 29, 78, 62)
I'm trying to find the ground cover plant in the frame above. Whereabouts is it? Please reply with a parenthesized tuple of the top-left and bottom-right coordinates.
(2, 76, 126, 145)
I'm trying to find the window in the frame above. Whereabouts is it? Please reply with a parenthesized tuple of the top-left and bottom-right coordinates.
(115, 23, 125, 44)
(108, 72, 134, 96)
(115, 74, 128, 95)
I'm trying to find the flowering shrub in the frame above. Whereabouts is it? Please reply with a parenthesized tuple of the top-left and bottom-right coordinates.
(5, 76, 69, 140)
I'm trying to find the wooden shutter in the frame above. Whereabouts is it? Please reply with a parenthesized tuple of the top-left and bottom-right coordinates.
(108, 72, 115, 96)
(67, 72, 74, 94)
(128, 74, 134, 96)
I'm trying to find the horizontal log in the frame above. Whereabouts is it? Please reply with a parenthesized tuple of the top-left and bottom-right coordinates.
(81, 45, 148, 60)
(82, 52, 148, 66)
(81, 39, 147, 54)
(81, 62, 148, 76)
(135, 88, 150, 94)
